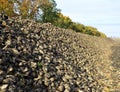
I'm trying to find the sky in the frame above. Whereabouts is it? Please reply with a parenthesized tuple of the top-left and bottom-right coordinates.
(55, 0, 120, 37)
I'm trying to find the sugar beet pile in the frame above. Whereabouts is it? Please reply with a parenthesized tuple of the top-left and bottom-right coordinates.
(0, 15, 114, 92)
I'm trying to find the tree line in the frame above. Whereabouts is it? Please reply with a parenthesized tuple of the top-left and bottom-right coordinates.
(0, 0, 106, 37)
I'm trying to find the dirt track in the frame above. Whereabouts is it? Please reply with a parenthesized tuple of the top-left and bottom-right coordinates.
(110, 40, 120, 92)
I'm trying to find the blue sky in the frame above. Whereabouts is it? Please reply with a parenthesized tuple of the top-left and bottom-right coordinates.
(55, 0, 120, 37)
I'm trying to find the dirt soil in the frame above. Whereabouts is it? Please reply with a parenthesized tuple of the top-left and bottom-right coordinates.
(110, 40, 120, 92)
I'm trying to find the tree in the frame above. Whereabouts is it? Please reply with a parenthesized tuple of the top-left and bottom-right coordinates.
(0, 0, 14, 17)
(14, 0, 48, 19)
(0, 0, 59, 20)
(70, 22, 85, 32)
(12, 0, 60, 20)
(85, 26, 106, 37)
(40, 0, 60, 23)
(53, 13, 72, 28)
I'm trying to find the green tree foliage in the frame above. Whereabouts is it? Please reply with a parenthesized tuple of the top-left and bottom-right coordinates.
(85, 26, 106, 37)
(53, 13, 72, 28)
(70, 23, 106, 37)
(40, 0, 60, 23)
(14, 0, 55, 19)
(69, 22, 86, 33)
(0, 0, 59, 20)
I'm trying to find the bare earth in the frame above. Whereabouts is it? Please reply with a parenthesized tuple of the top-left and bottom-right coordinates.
(110, 39, 120, 92)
